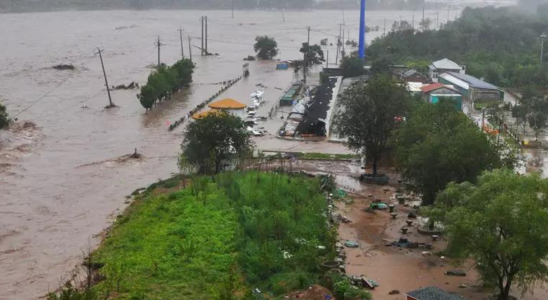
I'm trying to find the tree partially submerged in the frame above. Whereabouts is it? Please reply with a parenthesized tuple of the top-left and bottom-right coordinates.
(181, 112, 253, 174)
(396, 100, 513, 205)
(430, 169, 548, 300)
(334, 74, 410, 176)
(0, 103, 9, 130)
(254, 36, 278, 60)
(340, 56, 365, 78)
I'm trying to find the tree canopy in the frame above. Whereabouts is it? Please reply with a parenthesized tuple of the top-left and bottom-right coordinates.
(339, 56, 365, 78)
(430, 169, 548, 300)
(300, 43, 325, 67)
(395, 100, 512, 205)
(254, 36, 278, 60)
(137, 59, 194, 111)
(512, 90, 548, 140)
(0, 103, 9, 130)
(367, 6, 548, 91)
(334, 74, 410, 176)
(181, 112, 253, 174)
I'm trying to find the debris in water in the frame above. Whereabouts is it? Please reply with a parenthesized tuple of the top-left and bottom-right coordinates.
(52, 64, 75, 71)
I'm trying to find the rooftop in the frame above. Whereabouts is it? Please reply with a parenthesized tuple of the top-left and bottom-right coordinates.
(192, 109, 220, 120)
(420, 82, 459, 93)
(444, 72, 500, 90)
(208, 98, 247, 109)
(407, 287, 466, 300)
(431, 58, 462, 70)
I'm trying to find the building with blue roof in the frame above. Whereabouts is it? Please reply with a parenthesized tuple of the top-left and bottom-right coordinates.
(438, 72, 504, 102)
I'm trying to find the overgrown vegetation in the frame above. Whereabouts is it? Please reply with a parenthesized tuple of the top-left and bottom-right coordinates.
(367, 6, 548, 91)
(50, 172, 335, 300)
(137, 59, 194, 111)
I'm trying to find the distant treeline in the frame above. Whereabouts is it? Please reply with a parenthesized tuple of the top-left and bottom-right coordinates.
(367, 6, 548, 91)
(0, 0, 429, 13)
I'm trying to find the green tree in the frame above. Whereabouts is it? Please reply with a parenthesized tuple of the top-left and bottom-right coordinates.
(300, 43, 325, 67)
(181, 112, 253, 174)
(172, 58, 195, 86)
(430, 169, 548, 300)
(334, 74, 410, 176)
(0, 103, 9, 130)
(340, 56, 365, 77)
(254, 36, 278, 59)
(370, 57, 392, 75)
(396, 100, 510, 205)
(138, 85, 156, 111)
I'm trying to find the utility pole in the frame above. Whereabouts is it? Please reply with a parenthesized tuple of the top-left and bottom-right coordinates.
(437, 10, 440, 29)
(384, 18, 386, 36)
(178, 27, 185, 59)
(422, 6, 425, 29)
(326, 50, 329, 68)
(304, 26, 311, 84)
(342, 8, 345, 25)
(347, 29, 350, 42)
(232, 0, 235, 18)
(96, 48, 114, 108)
(541, 34, 547, 65)
(155, 36, 162, 67)
(412, 14, 415, 30)
(188, 36, 193, 62)
(205, 16, 208, 55)
(342, 26, 345, 58)
(201, 16, 204, 56)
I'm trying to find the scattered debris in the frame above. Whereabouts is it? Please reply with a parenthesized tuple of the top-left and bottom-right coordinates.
(344, 240, 359, 248)
(244, 55, 256, 61)
(388, 289, 400, 295)
(111, 82, 139, 90)
(52, 64, 75, 70)
(338, 215, 352, 224)
(285, 285, 334, 300)
(445, 269, 467, 277)
(459, 284, 468, 288)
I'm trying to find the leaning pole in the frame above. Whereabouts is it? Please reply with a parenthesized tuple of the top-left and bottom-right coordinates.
(358, 0, 366, 59)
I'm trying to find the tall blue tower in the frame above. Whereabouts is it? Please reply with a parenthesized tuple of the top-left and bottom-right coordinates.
(358, 0, 366, 59)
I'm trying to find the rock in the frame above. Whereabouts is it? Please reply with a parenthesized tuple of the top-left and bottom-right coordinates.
(388, 290, 400, 295)
(459, 284, 467, 288)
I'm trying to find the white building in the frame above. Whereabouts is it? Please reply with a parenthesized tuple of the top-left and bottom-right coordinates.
(429, 58, 466, 82)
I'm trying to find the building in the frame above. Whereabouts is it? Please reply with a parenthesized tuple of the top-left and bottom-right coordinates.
(280, 82, 303, 106)
(438, 72, 503, 102)
(429, 58, 465, 82)
(208, 98, 247, 118)
(400, 69, 430, 83)
(406, 287, 466, 300)
(192, 109, 219, 120)
(420, 83, 463, 109)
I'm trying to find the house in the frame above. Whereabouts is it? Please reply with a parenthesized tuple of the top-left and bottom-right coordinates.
(429, 58, 465, 82)
(407, 287, 466, 300)
(420, 82, 463, 109)
(208, 98, 247, 118)
(438, 72, 503, 103)
(280, 82, 303, 106)
(400, 69, 430, 83)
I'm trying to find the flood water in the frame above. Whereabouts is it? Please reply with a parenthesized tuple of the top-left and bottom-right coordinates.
(0, 9, 463, 299)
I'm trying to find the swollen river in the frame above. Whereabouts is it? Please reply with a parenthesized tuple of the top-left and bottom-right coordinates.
(0, 9, 456, 299)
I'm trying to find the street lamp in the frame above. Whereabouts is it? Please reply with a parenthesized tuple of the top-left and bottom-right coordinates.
(541, 33, 547, 65)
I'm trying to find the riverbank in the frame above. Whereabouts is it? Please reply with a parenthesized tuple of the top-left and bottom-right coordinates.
(74, 171, 338, 300)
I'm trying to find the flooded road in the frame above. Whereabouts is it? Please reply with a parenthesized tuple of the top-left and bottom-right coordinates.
(0, 9, 457, 299)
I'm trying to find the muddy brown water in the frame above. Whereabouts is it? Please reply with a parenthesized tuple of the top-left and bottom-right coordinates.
(0, 9, 465, 300)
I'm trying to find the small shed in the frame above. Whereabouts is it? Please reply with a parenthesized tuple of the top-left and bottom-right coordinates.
(438, 72, 503, 103)
(407, 287, 466, 300)
(420, 83, 463, 109)
(208, 98, 247, 119)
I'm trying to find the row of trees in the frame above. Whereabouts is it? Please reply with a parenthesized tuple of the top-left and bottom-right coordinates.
(367, 6, 548, 91)
(253, 36, 325, 74)
(137, 59, 194, 111)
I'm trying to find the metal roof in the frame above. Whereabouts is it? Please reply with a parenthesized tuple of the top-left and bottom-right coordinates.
(407, 287, 466, 300)
(431, 58, 462, 70)
(446, 72, 500, 90)
(420, 83, 459, 94)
